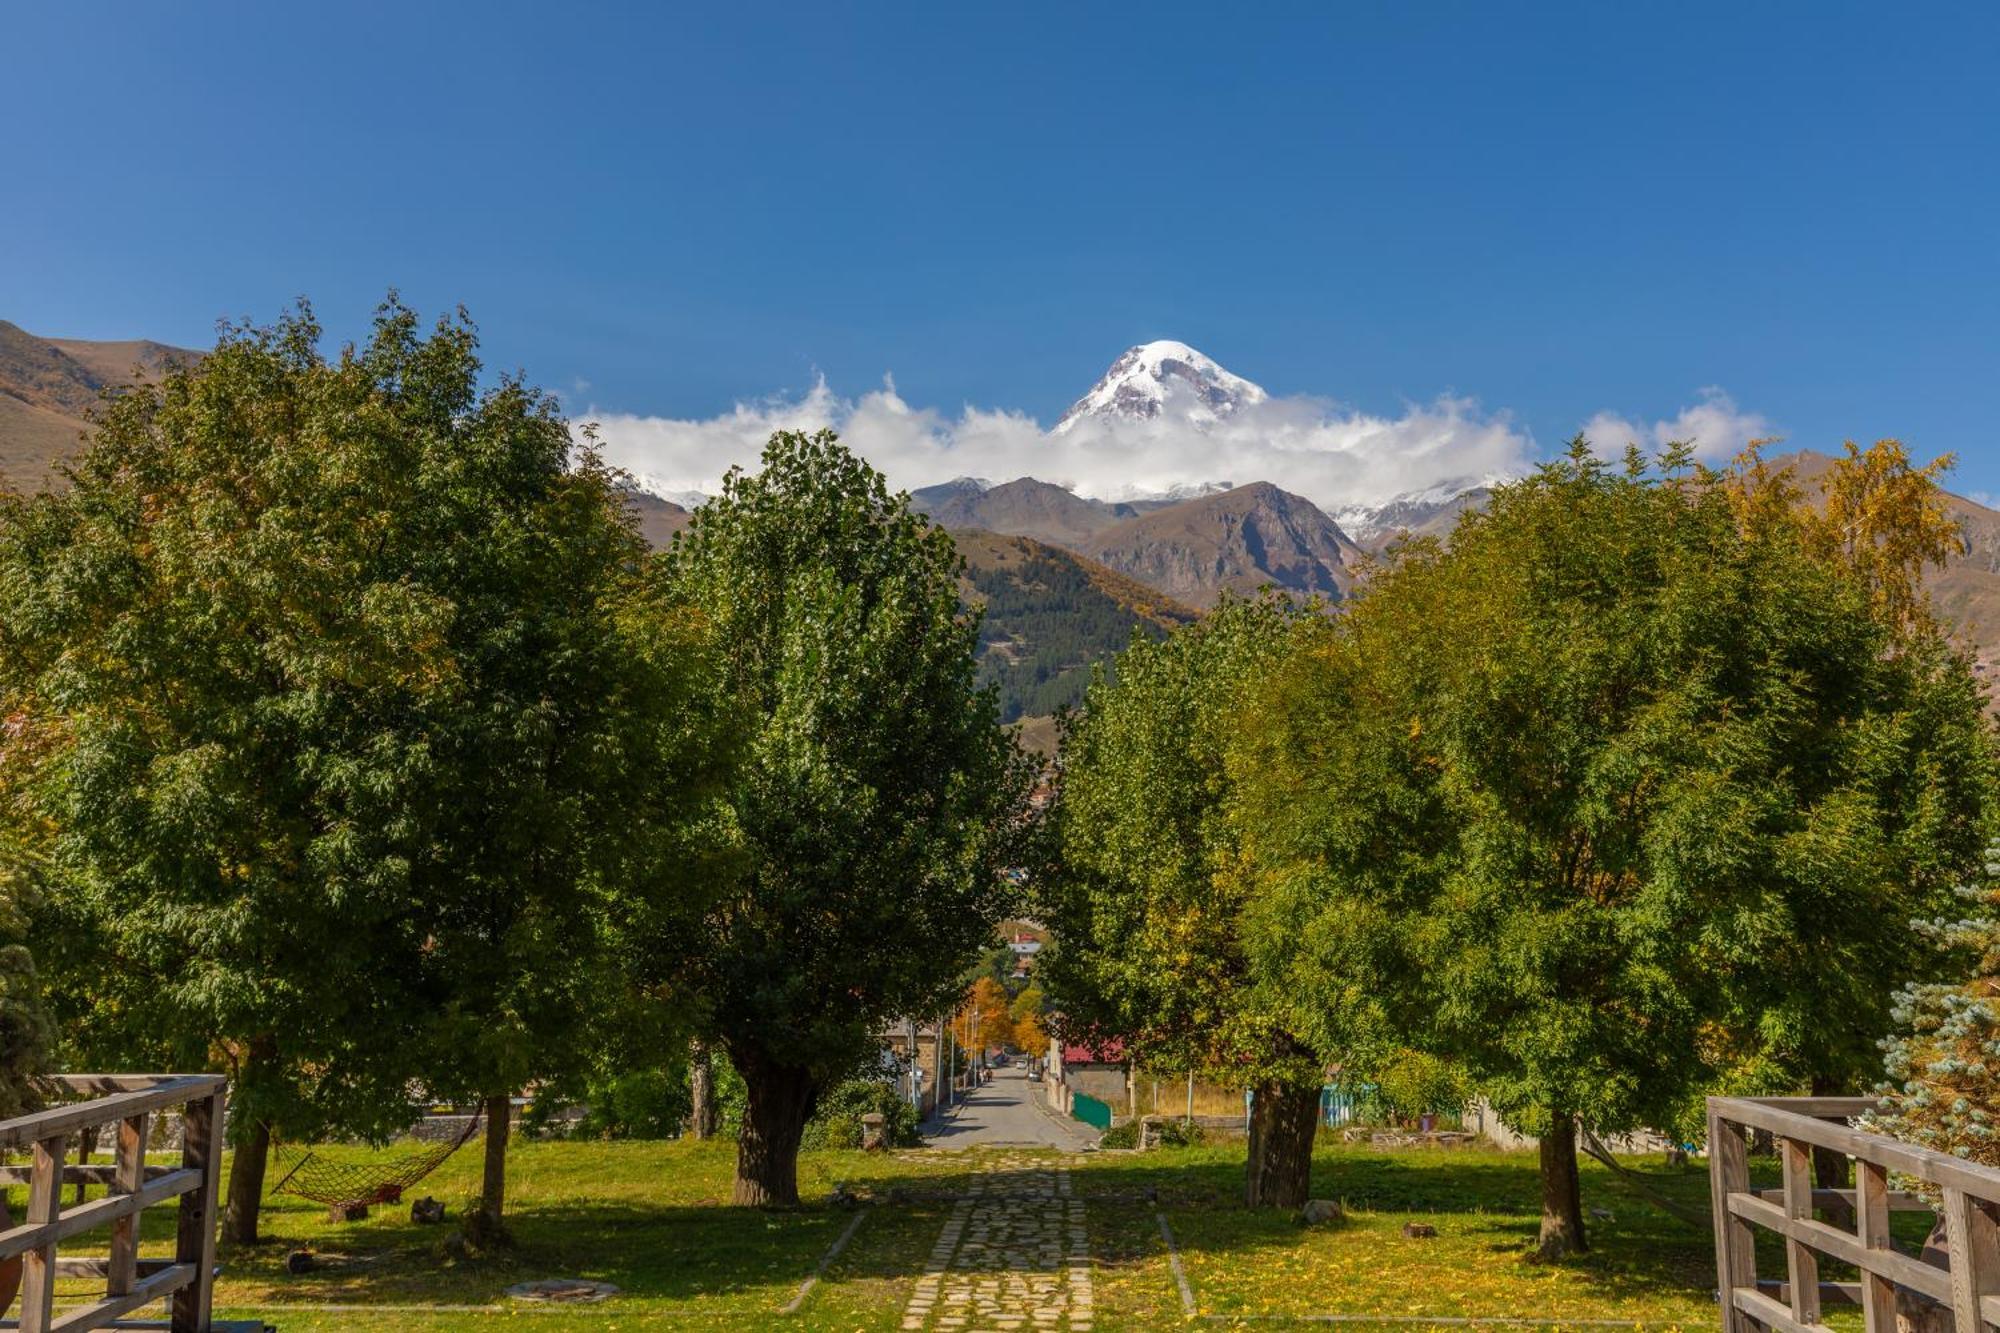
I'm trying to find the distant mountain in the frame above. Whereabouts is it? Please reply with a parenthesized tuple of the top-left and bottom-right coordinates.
(624, 488, 692, 546)
(953, 529, 1199, 722)
(1054, 339, 1266, 436)
(0, 321, 201, 488)
(1084, 481, 1364, 610)
(1340, 484, 1495, 550)
(911, 476, 1140, 548)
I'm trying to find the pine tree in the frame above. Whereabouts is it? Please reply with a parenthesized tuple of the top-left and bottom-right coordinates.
(1870, 839, 2000, 1172)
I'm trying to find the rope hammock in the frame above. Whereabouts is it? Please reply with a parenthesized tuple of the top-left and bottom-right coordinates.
(269, 1109, 484, 1210)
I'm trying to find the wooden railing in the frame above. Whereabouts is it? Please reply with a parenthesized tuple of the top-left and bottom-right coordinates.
(1708, 1093, 2000, 1333)
(0, 1074, 226, 1333)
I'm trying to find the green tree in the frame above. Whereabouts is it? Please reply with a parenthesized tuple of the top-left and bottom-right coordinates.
(1714, 444, 1993, 1188)
(1236, 441, 1990, 1257)
(1045, 597, 1329, 1206)
(0, 716, 50, 1114)
(662, 429, 1030, 1205)
(0, 299, 722, 1243)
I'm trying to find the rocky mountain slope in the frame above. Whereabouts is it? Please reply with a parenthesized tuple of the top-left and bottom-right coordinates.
(914, 474, 1364, 609)
(624, 488, 693, 545)
(1082, 481, 1362, 609)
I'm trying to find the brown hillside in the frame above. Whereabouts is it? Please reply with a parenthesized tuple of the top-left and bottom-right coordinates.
(0, 321, 202, 488)
(45, 335, 197, 389)
(626, 490, 693, 547)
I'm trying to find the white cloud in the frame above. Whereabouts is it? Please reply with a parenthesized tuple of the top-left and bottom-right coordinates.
(578, 373, 1776, 514)
(579, 377, 1539, 512)
(1579, 388, 1776, 465)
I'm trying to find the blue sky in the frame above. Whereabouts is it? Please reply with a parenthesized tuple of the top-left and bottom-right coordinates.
(7, 3, 1999, 500)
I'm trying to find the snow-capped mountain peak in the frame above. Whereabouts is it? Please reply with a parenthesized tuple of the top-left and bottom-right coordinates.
(1053, 340, 1268, 435)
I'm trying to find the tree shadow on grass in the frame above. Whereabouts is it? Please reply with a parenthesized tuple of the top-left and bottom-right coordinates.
(65, 1143, 1755, 1321)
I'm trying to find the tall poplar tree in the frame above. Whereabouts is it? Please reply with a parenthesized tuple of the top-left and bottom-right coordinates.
(1044, 597, 1330, 1206)
(663, 429, 1030, 1206)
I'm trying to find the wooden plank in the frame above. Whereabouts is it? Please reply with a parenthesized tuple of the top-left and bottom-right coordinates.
(36, 1074, 219, 1097)
(0, 1078, 220, 1151)
(1942, 1186, 2000, 1333)
(1748, 1096, 1884, 1119)
(1758, 1277, 1864, 1306)
(1782, 1136, 1822, 1324)
(0, 1163, 174, 1186)
(1710, 1108, 1758, 1333)
(53, 1256, 185, 1278)
(1752, 1186, 1931, 1212)
(1735, 1284, 1834, 1333)
(1731, 1191, 1955, 1305)
(1857, 1159, 1900, 1333)
(109, 1111, 148, 1296)
(0, 1168, 202, 1257)
(47, 1261, 193, 1333)
(19, 1135, 65, 1333)
(170, 1089, 222, 1333)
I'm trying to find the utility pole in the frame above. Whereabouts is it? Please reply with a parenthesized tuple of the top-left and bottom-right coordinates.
(936, 1013, 949, 1111)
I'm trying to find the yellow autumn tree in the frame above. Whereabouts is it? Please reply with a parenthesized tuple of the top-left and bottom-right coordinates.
(968, 976, 1015, 1051)
(1807, 439, 1963, 635)
(1009, 984, 1049, 1054)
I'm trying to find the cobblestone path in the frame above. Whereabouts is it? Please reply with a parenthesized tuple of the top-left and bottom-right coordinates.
(900, 1152, 1094, 1332)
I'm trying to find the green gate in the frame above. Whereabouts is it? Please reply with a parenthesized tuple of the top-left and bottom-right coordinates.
(1071, 1092, 1113, 1131)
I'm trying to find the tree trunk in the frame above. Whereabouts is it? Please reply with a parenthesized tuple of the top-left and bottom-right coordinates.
(476, 1092, 512, 1235)
(74, 1122, 101, 1205)
(732, 1059, 816, 1207)
(1537, 1113, 1587, 1259)
(1244, 1080, 1321, 1208)
(223, 1118, 271, 1246)
(689, 1040, 717, 1140)
(1808, 1074, 1856, 1225)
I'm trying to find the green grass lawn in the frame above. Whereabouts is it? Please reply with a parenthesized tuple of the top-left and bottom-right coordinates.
(32, 1135, 1813, 1330)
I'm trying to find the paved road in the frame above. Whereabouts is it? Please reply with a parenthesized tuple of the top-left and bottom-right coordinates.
(921, 1066, 1098, 1151)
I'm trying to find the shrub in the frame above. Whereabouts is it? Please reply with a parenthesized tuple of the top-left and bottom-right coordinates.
(1099, 1118, 1205, 1149)
(1098, 1121, 1140, 1148)
(801, 1077, 920, 1149)
(569, 1067, 692, 1140)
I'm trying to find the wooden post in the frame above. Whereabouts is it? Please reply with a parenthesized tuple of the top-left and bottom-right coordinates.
(1707, 1108, 1756, 1333)
(1780, 1135, 1821, 1324)
(108, 1111, 150, 1296)
(1942, 1186, 2000, 1333)
(1856, 1158, 1897, 1333)
(20, 1133, 67, 1333)
(170, 1089, 223, 1333)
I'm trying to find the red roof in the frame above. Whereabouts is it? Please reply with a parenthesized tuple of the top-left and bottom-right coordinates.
(1061, 1038, 1126, 1065)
